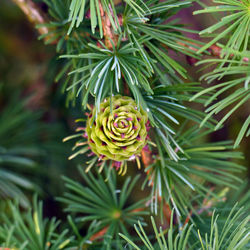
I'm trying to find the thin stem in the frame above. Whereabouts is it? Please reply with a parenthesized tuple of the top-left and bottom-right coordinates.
(12, 0, 49, 36)
(98, 0, 119, 49)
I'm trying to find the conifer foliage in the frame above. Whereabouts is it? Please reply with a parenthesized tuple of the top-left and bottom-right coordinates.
(1, 0, 249, 249)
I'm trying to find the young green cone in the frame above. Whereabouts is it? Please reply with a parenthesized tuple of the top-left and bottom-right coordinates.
(86, 96, 148, 161)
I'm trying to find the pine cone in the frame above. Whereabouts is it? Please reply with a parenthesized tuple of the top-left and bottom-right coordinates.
(86, 95, 148, 161)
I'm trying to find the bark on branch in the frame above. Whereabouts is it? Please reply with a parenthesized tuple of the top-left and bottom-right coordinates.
(12, 0, 236, 61)
(12, 0, 48, 36)
(98, 1, 119, 49)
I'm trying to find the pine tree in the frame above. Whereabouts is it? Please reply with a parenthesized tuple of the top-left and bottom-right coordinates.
(0, 0, 249, 249)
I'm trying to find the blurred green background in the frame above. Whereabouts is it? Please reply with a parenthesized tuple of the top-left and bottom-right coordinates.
(0, 0, 249, 218)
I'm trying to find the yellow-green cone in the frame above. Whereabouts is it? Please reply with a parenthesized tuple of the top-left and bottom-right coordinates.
(86, 96, 148, 161)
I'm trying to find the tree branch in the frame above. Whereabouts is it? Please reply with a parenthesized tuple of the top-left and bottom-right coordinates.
(11, 0, 48, 36)
(98, 1, 119, 49)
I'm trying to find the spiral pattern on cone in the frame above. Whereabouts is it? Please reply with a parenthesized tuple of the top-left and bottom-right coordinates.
(86, 96, 148, 161)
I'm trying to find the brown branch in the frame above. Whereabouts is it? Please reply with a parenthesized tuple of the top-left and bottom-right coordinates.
(163, 41, 223, 63)
(12, 0, 49, 36)
(89, 226, 109, 242)
(12, 0, 249, 63)
(141, 147, 154, 168)
(177, 42, 249, 63)
(98, 1, 119, 49)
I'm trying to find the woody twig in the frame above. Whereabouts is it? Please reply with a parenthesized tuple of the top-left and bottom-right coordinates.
(13, 0, 242, 62)
(98, 1, 120, 49)
(12, 0, 48, 36)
